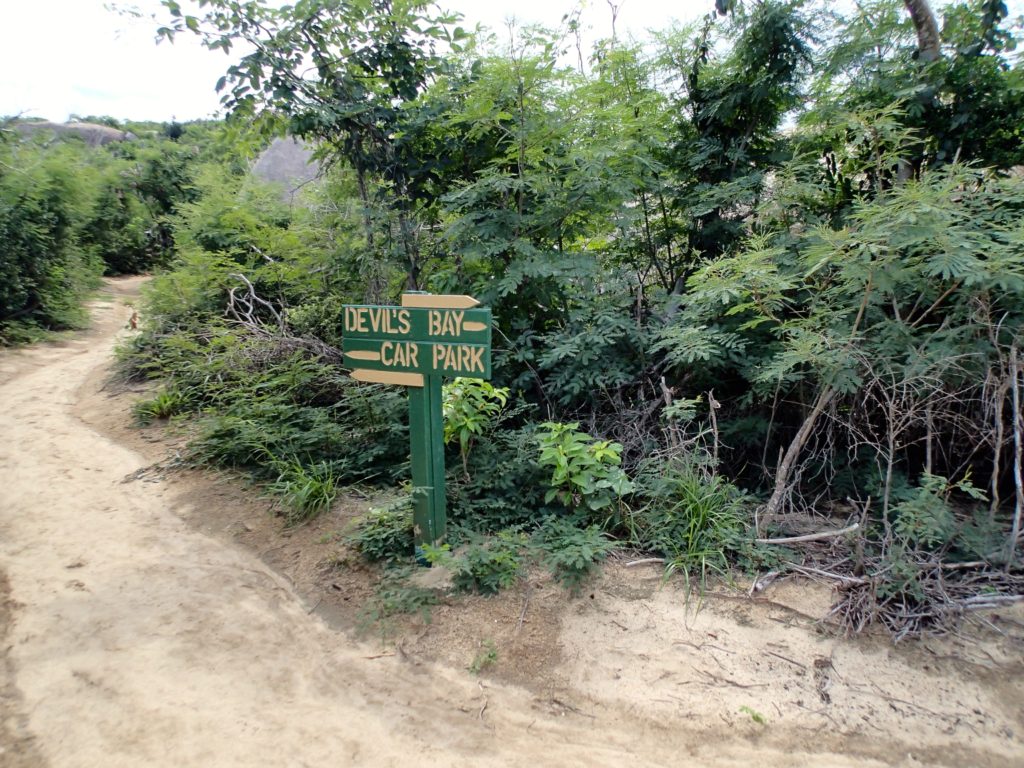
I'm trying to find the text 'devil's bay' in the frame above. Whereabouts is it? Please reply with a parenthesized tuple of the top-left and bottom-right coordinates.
(342, 306, 490, 343)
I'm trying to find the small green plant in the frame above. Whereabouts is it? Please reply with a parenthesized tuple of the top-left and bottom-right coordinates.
(442, 377, 509, 479)
(891, 472, 986, 552)
(536, 422, 634, 516)
(739, 705, 767, 725)
(468, 639, 498, 674)
(531, 517, 616, 594)
(425, 529, 526, 594)
(348, 497, 414, 562)
(357, 567, 438, 638)
(133, 388, 189, 425)
(267, 460, 338, 526)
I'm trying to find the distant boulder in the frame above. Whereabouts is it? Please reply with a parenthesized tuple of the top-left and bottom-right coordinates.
(13, 120, 135, 147)
(252, 137, 321, 201)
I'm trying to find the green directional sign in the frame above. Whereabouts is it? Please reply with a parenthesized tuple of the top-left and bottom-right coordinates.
(343, 305, 491, 379)
(342, 294, 495, 550)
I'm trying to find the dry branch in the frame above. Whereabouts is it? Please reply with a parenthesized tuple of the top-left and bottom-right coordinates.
(755, 522, 860, 545)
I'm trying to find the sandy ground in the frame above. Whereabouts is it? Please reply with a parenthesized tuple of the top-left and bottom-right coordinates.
(1, 277, 1023, 767)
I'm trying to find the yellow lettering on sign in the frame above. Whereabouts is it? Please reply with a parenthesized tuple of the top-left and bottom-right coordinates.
(469, 346, 484, 372)
(397, 309, 411, 335)
(428, 310, 465, 337)
(345, 307, 414, 336)
(430, 344, 484, 373)
(381, 341, 419, 368)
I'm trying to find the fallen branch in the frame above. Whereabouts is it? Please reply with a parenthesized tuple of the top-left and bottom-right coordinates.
(958, 594, 1024, 609)
(625, 557, 665, 568)
(515, 584, 532, 635)
(763, 650, 807, 671)
(756, 522, 860, 545)
(787, 563, 868, 585)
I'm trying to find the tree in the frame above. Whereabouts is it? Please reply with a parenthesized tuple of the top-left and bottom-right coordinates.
(158, 0, 465, 290)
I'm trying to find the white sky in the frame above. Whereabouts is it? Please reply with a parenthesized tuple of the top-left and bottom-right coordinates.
(0, 1, 1019, 123)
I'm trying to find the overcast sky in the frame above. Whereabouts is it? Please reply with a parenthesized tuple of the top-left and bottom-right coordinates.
(1, 1, 1019, 123)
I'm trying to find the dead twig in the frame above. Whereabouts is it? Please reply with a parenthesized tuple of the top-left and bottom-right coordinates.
(477, 682, 489, 721)
(756, 522, 860, 545)
(550, 698, 596, 719)
(625, 557, 665, 568)
(515, 584, 532, 635)
(691, 668, 768, 690)
(763, 649, 807, 671)
(787, 563, 868, 585)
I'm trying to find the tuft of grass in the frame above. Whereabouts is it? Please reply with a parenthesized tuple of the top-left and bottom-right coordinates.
(267, 460, 338, 526)
(133, 388, 190, 425)
(739, 705, 767, 725)
(468, 639, 498, 674)
(356, 567, 439, 638)
(633, 460, 749, 585)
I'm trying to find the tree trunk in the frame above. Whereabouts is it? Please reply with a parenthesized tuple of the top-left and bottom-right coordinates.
(761, 385, 836, 530)
(903, 0, 942, 62)
(1008, 346, 1023, 567)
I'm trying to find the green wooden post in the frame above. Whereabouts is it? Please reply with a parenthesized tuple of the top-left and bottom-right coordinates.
(426, 375, 446, 544)
(407, 382, 426, 545)
(408, 375, 446, 549)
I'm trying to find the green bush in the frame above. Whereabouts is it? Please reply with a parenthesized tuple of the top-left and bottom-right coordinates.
(426, 528, 527, 595)
(536, 422, 634, 516)
(0, 142, 102, 341)
(449, 422, 552, 532)
(442, 377, 509, 479)
(531, 517, 616, 593)
(348, 498, 414, 562)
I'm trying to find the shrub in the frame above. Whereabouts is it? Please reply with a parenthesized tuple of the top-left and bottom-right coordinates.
(442, 377, 509, 479)
(0, 142, 102, 341)
(449, 423, 552, 532)
(348, 497, 414, 562)
(536, 422, 634, 517)
(531, 516, 616, 593)
(356, 566, 439, 637)
(425, 528, 527, 595)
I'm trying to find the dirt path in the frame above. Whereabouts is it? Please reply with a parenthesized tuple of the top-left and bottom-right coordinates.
(1, 279, 1022, 767)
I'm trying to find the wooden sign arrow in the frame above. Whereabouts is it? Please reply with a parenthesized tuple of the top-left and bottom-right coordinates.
(401, 293, 480, 309)
(349, 369, 425, 387)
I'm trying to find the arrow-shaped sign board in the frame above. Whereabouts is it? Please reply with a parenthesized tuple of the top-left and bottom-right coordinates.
(343, 305, 491, 343)
(344, 338, 491, 378)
